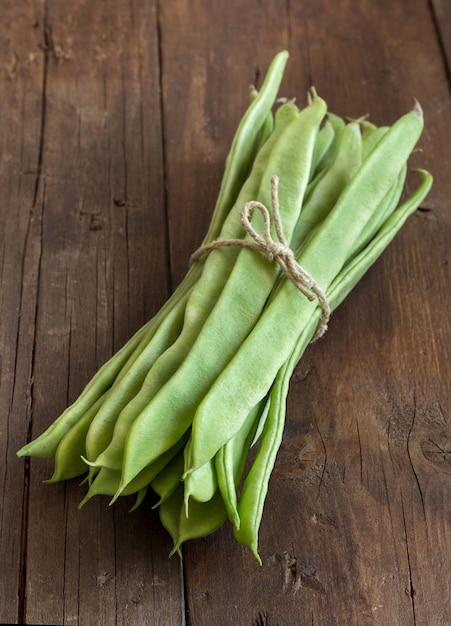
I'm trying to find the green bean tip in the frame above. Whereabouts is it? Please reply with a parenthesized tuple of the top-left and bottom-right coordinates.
(307, 86, 319, 104)
(412, 98, 423, 120)
(345, 113, 369, 124)
(80, 455, 97, 468)
(276, 96, 296, 105)
(410, 167, 432, 177)
(109, 491, 121, 506)
(78, 494, 90, 510)
(169, 544, 183, 559)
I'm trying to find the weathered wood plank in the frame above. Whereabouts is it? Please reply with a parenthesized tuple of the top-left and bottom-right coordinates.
(17, 1, 184, 624)
(0, 2, 46, 623)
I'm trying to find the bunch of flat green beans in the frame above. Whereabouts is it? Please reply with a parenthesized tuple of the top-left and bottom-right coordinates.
(18, 51, 432, 562)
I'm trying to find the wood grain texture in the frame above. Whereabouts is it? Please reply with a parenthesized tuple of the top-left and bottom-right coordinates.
(0, 0, 449, 625)
(431, 0, 451, 73)
(1, 1, 183, 624)
(0, 2, 45, 622)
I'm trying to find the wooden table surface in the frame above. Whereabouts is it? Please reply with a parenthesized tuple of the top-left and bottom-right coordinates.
(1, 1, 450, 625)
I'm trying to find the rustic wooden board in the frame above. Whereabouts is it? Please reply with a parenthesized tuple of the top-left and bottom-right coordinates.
(0, 1, 183, 625)
(0, 2, 46, 622)
(22, 1, 186, 624)
(0, 0, 450, 625)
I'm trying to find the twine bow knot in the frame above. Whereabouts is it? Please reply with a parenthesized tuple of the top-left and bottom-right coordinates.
(264, 241, 287, 262)
(190, 175, 330, 340)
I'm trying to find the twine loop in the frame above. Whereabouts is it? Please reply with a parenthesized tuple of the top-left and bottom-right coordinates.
(190, 175, 330, 340)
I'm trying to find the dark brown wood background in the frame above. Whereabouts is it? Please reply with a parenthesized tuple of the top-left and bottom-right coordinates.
(1, 1, 450, 624)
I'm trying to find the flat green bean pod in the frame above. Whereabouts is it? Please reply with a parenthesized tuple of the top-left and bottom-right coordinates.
(151, 449, 185, 508)
(168, 488, 229, 557)
(183, 455, 217, 512)
(310, 118, 335, 177)
(316, 111, 346, 171)
(158, 484, 185, 558)
(349, 163, 407, 260)
(361, 125, 389, 160)
(290, 120, 363, 250)
(215, 400, 266, 529)
(46, 394, 106, 483)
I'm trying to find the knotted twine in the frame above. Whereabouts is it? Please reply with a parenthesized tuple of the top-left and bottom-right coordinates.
(190, 175, 331, 341)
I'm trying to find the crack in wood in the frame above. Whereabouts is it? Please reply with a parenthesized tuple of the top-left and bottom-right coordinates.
(400, 496, 417, 625)
(253, 609, 281, 626)
(279, 552, 325, 595)
(406, 389, 427, 519)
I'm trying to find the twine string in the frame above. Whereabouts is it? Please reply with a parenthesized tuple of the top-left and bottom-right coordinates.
(190, 175, 331, 340)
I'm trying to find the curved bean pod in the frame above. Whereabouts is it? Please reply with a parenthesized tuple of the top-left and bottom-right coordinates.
(349, 163, 407, 260)
(183, 459, 218, 514)
(201, 50, 289, 245)
(158, 484, 184, 557)
(316, 111, 346, 171)
(215, 399, 265, 529)
(151, 449, 185, 508)
(168, 488, 228, 557)
(310, 118, 335, 177)
(361, 125, 389, 161)
(290, 121, 362, 250)
(45, 393, 106, 483)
